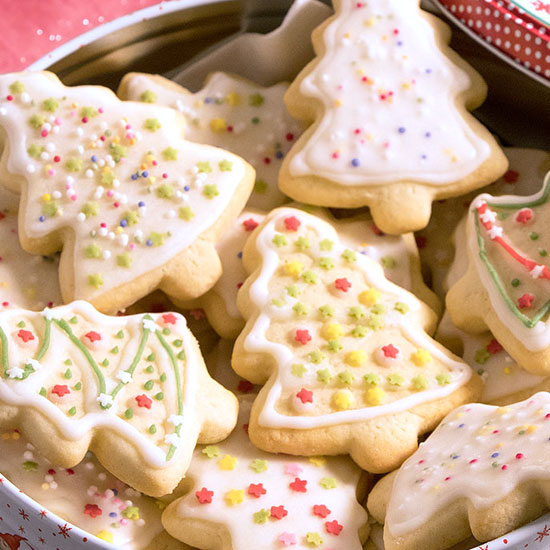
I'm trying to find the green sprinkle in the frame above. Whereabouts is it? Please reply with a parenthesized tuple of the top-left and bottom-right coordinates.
(251, 116, 260, 125)
(144, 380, 154, 391)
(80, 106, 99, 118)
(121, 506, 140, 520)
(291, 363, 307, 377)
(511, 278, 520, 287)
(293, 303, 308, 317)
(295, 236, 310, 250)
(74, 382, 82, 391)
(155, 392, 164, 401)
(319, 257, 334, 270)
(253, 509, 270, 524)
(302, 271, 317, 284)
(202, 445, 220, 458)
(286, 285, 299, 298)
(65, 158, 83, 172)
(81, 202, 99, 218)
(39, 387, 47, 397)
(148, 232, 165, 247)
(162, 327, 170, 335)
(348, 306, 365, 319)
(22, 460, 38, 472)
(249, 93, 265, 106)
(202, 184, 219, 198)
(9, 81, 24, 94)
(367, 314, 384, 330)
(412, 375, 428, 391)
(319, 239, 334, 251)
(271, 298, 285, 308)
(320, 477, 337, 489)
(160, 373, 167, 382)
(436, 373, 451, 386)
(327, 339, 342, 352)
(172, 339, 183, 347)
(530, 232, 539, 240)
(308, 350, 325, 364)
(101, 172, 115, 187)
(110, 346, 119, 354)
(42, 98, 59, 112)
(341, 249, 357, 262)
(157, 184, 175, 199)
(88, 273, 104, 288)
(123, 210, 139, 226)
(64, 368, 72, 380)
(125, 408, 134, 419)
(250, 459, 268, 473)
(179, 206, 194, 221)
(219, 159, 233, 171)
(394, 302, 409, 314)
(319, 304, 334, 318)
(254, 179, 267, 193)
(29, 114, 45, 129)
(352, 326, 368, 338)
(387, 374, 404, 387)
(338, 371, 354, 385)
(67, 407, 77, 417)
(148, 424, 157, 434)
(17, 321, 25, 328)
(101, 359, 109, 367)
(371, 303, 386, 315)
(272, 234, 288, 247)
(145, 365, 154, 374)
(540, 249, 548, 257)
(115, 330, 124, 339)
(364, 373, 380, 385)
(197, 161, 212, 173)
(317, 369, 332, 383)
(140, 90, 157, 103)
(117, 252, 133, 268)
(27, 144, 44, 159)
(42, 202, 58, 218)
(177, 351, 186, 360)
(109, 143, 127, 162)
(144, 118, 161, 131)
(381, 256, 397, 269)
(84, 244, 102, 259)
(475, 349, 490, 364)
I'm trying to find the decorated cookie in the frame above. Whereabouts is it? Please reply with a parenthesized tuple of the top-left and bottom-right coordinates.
(368, 392, 550, 550)
(0, 429, 186, 549)
(417, 147, 550, 301)
(162, 395, 370, 550)
(279, 0, 508, 234)
(231, 207, 481, 472)
(118, 71, 303, 210)
(0, 72, 254, 314)
(0, 300, 238, 497)
(0, 188, 62, 312)
(447, 173, 550, 375)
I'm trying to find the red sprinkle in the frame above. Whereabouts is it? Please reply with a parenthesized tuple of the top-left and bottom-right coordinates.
(284, 216, 301, 232)
(6, 95, 13, 101)
(161, 313, 177, 325)
(84, 331, 101, 343)
(325, 520, 343, 536)
(195, 487, 214, 504)
(296, 388, 313, 404)
(289, 478, 307, 493)
(382, 344, 399, 358)
(515, 453, 524, 460)
(83, 504, 102, 518)
(486, 339, 503, 354)
(248, 483, 266, 498)
(518, 293, 534, 309)
(271, 505, 288, 520)
(17, 329, 35, 343)
(294, 329, 312, 346)
(334, 278, 351, 292)
(313, 504, 331, 518)
(135, 394, 152, 409)
(242, 218, 259, 232)
(51, 385, 70, 398)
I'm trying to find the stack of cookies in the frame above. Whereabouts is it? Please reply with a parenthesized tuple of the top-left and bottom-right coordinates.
(0, 1, 548, 549)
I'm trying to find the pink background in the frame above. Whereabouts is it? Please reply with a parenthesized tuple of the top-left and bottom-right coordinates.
(0, 0, 165, 72)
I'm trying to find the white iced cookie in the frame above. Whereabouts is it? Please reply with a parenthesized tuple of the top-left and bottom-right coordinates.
(119, 71, 303, 211)
(232, 207, 480, 473)
(0, 301, 238, 497)
(162, 395, 370, 550)
(0, 72, 254, 314)
(279, 0, 507, 234)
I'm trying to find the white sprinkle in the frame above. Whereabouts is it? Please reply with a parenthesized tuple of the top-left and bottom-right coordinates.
(85, 169, 93, 178)
(46, 143, 56, 153)
(102, 250, 111, 260)
(164, 433, 181, 447)
(21, 92, 31, 104)
(168, 415, 184, 426)
(99, 227, 108, 237)
(138, 206, 146, 216)
(166, 210, 176, 219)
(142, 318, 160, 331)
(108, 232, 115, 240)
(119, 234, 129, 246)
(76, 127, 84, 137)
(0, 107, 7, 116)
(40, 152, 50, 161)
(6, 366, 24, 379)
(43, 123, 52, 132)
(97, 393, 114, 408)
(488, 225, 503, 240)
(100, 121, 108, 131)
(26, 359, 42, 371)
(42, 307, 57, 320)
(77, 213, 86, 222)
(66, 176, 75, 185)
(480, 209, 496, 223)
(112, 179, 120, 188)
(26, 164, 35, 173)
(530, 265, 545, 279)
(98, 158, 105, 167)
(120, 195, 128, 204)
(117, 371, 132, 384)
(52, 126, 60, 135)
(90, 133, 97, 141)
(52, 191, 62, 200)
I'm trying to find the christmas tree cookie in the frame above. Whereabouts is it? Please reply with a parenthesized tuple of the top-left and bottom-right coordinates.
(447, 173, 550, 375)
(162, 395, 369, 550)
(0, 187, 62, 311)
(280, 0, 508, 234)
(118, 71, 303, 211)
(368, 392, 550, 550)
(232, 207, 481, 472)
(0, 301, 238, 497)
(0, 72, 254, 314)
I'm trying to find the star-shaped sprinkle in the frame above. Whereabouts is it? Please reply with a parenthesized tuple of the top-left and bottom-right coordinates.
(17, 329, 35, 343)
(320, 477, 337, 489)
(218, 454, 237, 470)
(284, 216, 301, 231)
(51, 385, 70, 398)
(253, 508, 270, 524)
(313, 504, 331, 518)
(325, 520, 343, 535)
(518, 293, 534, 309)
(271, 505, 288, 519)
(334, 278, 351, 292)
(382, 344, 399, 358)
(306, 532, 323, 546)
(161, 313, 177, 325)
(279, 532, 297, 546)
(285, 463, 304, 476)
(84, 331, 101, 343)
(250, 459, 268, 473)
(289, 477, 307, 492)
(195, 487, 214, 504)
(248, 483, 266, 498)
(135, 394, 152, 409)
(202, 445, 220, 458)
(243, 218, 259, 231)
(296, 388, 313, 404)
(295, 329, 312, 345)
(225, 489, 244, 506)
(83, 504, 102, 518)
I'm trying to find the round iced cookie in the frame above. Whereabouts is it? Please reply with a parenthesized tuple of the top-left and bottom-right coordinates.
(369, 392, 550, 550)
(162, 395, 370, 550)
(0, 429, 185, 549)
(279, 0, 508, 234)
(118, 71, 304, 211)
(0, 301, 238, 498)
(0, 72, 254, 314)
(232, 207, 481, 473)
(0, 188, 62, 311)
(417, 147, 550, 301)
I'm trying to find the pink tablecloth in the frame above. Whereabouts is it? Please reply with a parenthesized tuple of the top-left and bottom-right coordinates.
(0, 0, 165, 72)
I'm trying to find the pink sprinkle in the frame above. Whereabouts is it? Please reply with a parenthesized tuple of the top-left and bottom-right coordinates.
(6, 95, 13, 101)
(106, 190, 114, 197)
(100, 135, 106, 141)
(493, 430, 499, 434)
(515, 453, 524, 460)
(354, 128, 361, 134)
(47, 169, 55, 176)
(70, 195, 77, 201)
(332, 152, 339, 159)
(41, 130, 48, 138)
(113, 202, 120, 208)
(54, 118, 61, 126)
(444, 476, 451, 481)
(82, 117, 89, 123)
(417, 459, 425, 465)
(129, 243, 135, 250)
(98, 107, 104, 113)
(383, 141, 390, 148)
(152, 160, 158, 166)
(469, 459, 478, 464)
(125, 133, 133, 139)
(162, 173, 168, 179)
(120, 519, 128, 526)
(501, 465, 508, 471)
(100, 223, 107, 228)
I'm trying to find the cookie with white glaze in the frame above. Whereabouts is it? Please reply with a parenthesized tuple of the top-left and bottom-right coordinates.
(162, 395, 370, 550)
(232, 207, 481, 472)
(0, 72, 254, 314)
(280, 0, 508, 234)
(118, 71, 302, 211)
(0, 429, 186, 550)
(368, 392, 550, 550)
(0, 301, 237, 497)
(0, 187, 62, 312)
(447, 173, 550, 375)
(417, 147, 549, 301)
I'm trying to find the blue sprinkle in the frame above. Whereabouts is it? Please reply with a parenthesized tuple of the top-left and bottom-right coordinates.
(184, 185, 190, 192)
(237, 251, 243, 259)
(275, 151, 284, 159)
(204, 97, 213, 104)
(458, 423, 464, 428)
(351, 158, 360, 167)
(120, 219, 128, 228)
(142, 171, 149, 178)
(131, 173, 138, 181)
(452, 455, 459, 459)
(112, 488, 118, 496)
(425, 132, 431, 138)
(109, 512, 117, 518)
(138, 201, 145, 207)
(39, 215, 46, 222)
(397, 41, 403, 46)
(491, 452, 499, 458)
(91, 155, 98, 163)
(398, 127, 406, 134)
(146, 239, 153, 247)
(425, 68, 432, 74)
(421, 154, 427, 160)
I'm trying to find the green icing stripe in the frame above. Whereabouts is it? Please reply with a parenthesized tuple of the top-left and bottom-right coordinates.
(35, 319, 51, 361)
(110, 327, 150, 400)
(155, 329, 183, 462)
(486, 173, 550, 209)
(54, 319, 107, 399)
(475, 214, 550, 328)
(0, 325, 9, 378)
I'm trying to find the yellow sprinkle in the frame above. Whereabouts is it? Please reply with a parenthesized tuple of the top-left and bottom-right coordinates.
(364, 17, 376, 26)
(130, 138, 136, 146)
(360, 242, 369, 248)
(218, 454, 237, 471)
(345, 350, 367, 368)
(321, 323, 344, 341)
(141, 163, 149, 170)
(402, 82, 411, 90)
(113, 136, 120, 143)
(284, 261, 303, 279)
(332, 390, 354, 411)
(96, 531, 114, 543)
(115, 227, 124, 235)
(410, 349, 432, 367)
(12, 431, 19, 440)
(149, 176, 156, 184)
(334, 99, 342, 107)
(71, 102, 79, 108)
(496, 442, 504, 449)
(42, 193, 51, 202)
(41, 483, 49, 490)
(103, 166, 111, 173)
(309, 456, 326, 467)
(358, 289, 379, 306)
(209, 118, 227, 133)
(89, 141, 97, 149)
(1, 433, 10, 440)
(365, 386, 386, 406)
(497, 407, 509, 414)
(225, 489, 244, 506)
(527, 425, 538, 434)
(344, 32, 351, 39)
(456, 412, 464, 418)
(226, 92, 242, 106)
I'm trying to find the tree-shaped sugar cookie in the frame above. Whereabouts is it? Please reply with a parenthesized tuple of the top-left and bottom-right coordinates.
(118, 71, 303, 211)
(162, 395, 370, 550)
(232, 207, 481, 472)
(0, 301, 238, 497)
(447, 174, 550, 375)
(368, 392, 550, 550)
(280, 0, 508, 234)
(0, 72, 254, 314)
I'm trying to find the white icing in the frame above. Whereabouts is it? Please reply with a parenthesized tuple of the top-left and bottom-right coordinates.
(386, 392, 550, 536)
(289, 0, 490, 185)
